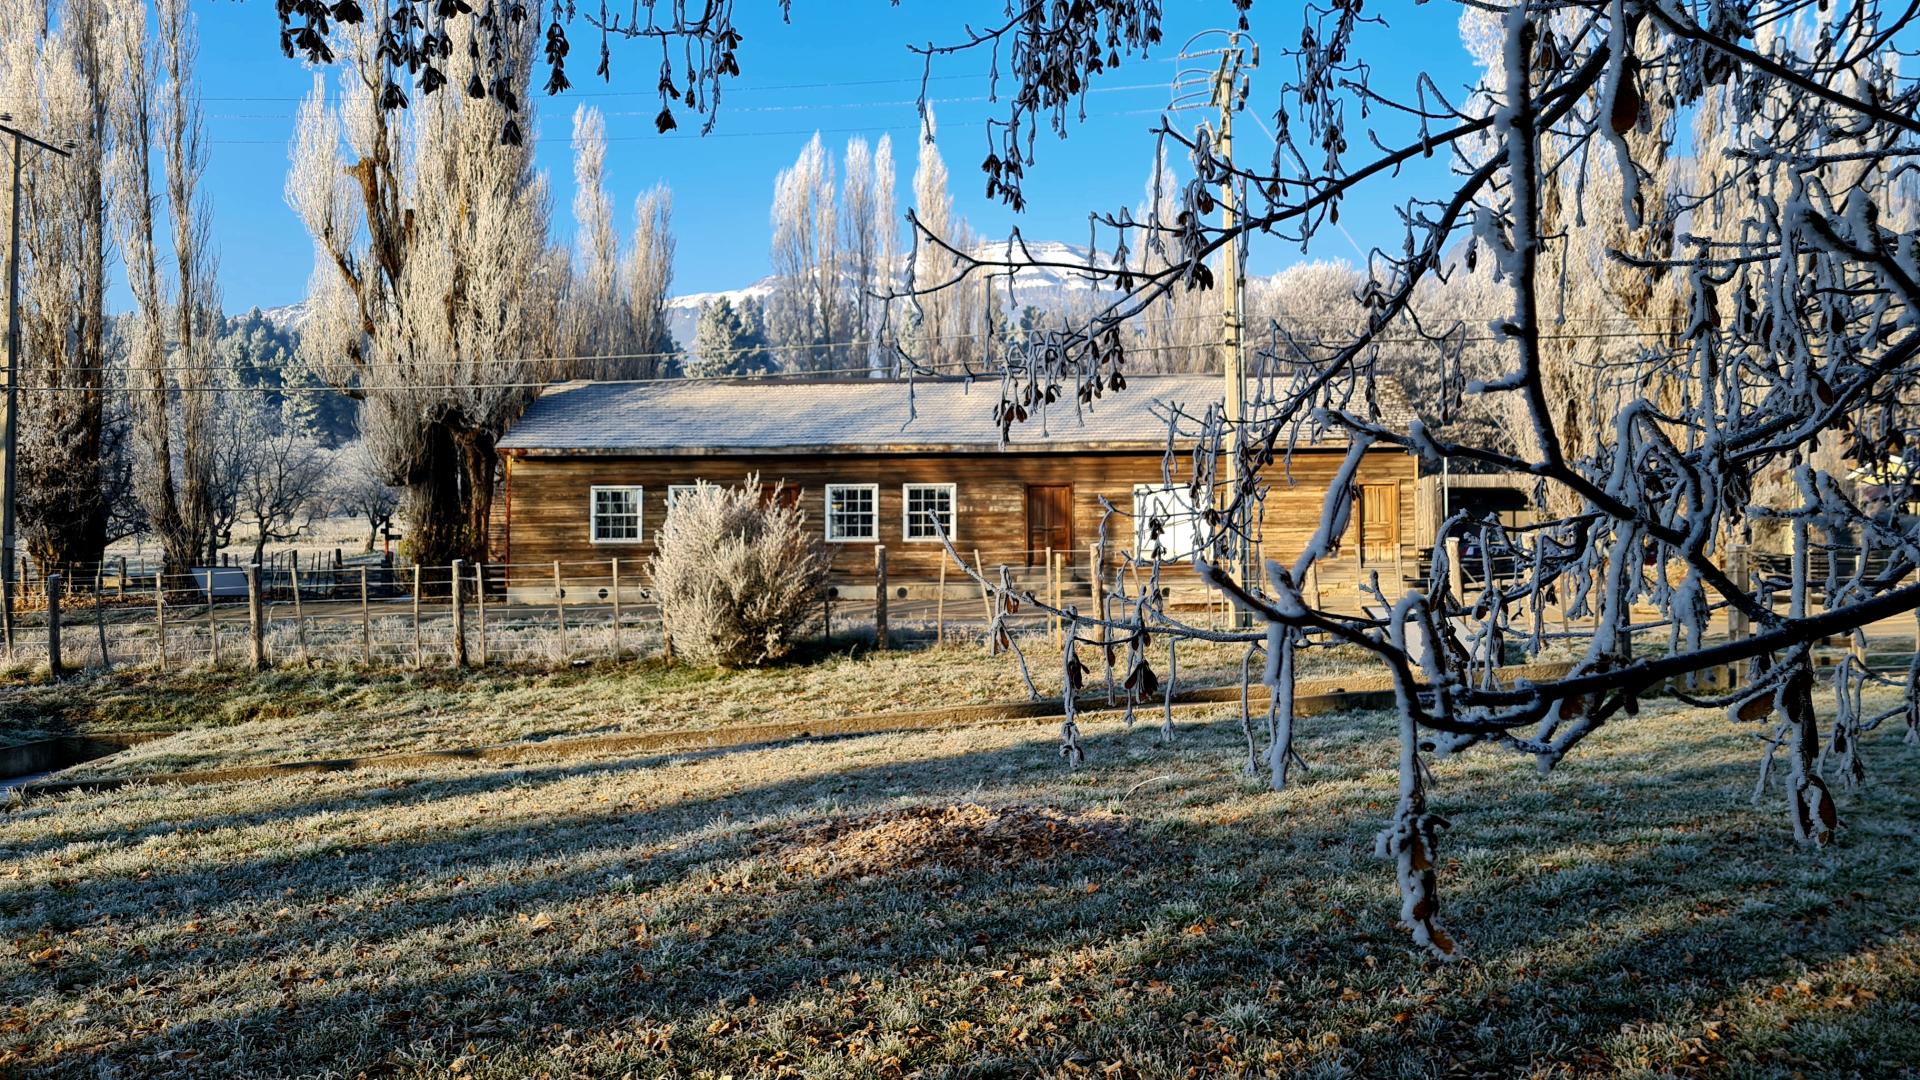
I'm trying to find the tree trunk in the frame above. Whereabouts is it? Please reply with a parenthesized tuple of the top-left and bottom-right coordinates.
(400, 421, 478, 580)
(460, 429, 498, 564)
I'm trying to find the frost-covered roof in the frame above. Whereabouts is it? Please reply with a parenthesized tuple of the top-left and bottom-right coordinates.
(498, 374, 1412, 455)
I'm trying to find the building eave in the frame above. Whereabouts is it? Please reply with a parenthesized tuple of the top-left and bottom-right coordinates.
(500, 439, 1366, 458)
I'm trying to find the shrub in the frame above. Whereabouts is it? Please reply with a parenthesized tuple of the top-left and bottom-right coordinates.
(648, 477, 830, 668)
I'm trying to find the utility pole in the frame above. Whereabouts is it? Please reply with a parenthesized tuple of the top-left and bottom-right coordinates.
(1, 118, 75, 652)
(1174, 33, 1256, 626)
(1214, 57, 1249, 623)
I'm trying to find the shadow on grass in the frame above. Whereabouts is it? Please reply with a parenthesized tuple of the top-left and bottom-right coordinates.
(5, 710, 1919, 1078)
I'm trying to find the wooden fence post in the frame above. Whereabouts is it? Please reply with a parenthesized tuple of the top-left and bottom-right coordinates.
(1, 557, 12, 663)
(1044, 546, 1054, 644)
(1091, 542, 1109, 643)
(44, 572, 62, 677)
(359, 565, 372, 665)
(660, 564, 675, 664)
(935, 559, 947, 646)
(1043, 549, 1054, 645)
(610, 557, 623, 659)
(206, 572, 219, 667)
(290, 561, 309, 667)
(1727, 545, 1751, 642)
(411, 563, 424, 667)
(553, 560, 568, 659)
(474, 563, 489, 666)
(450, 559, 468, 667)
(973, 549, 992, 650)
(873, 545, 889, 651)
(246, 565, 266, 671)
(1052, 550, 1064, 646)
(93, 567, 110, 670)
(154, 570, 167, 672)
(116, 556, 126, 599)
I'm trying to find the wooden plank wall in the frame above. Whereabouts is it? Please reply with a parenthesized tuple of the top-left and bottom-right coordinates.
(496, 448, 1417, 597)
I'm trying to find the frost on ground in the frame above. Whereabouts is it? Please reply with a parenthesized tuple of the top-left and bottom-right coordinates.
(763, 802, 1131, 879)
(0, 638, 1387, 780)
(3, 690, 1917, 1079)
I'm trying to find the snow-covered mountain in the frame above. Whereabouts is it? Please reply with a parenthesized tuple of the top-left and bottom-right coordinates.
(253, 301, 312, 334)
(663, 277, 779, 347)
(244, 239, 1148, 350)
(662, 240, 1122, 347)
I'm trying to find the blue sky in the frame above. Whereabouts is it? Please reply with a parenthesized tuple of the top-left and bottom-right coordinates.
(191, 1, 1482, 312)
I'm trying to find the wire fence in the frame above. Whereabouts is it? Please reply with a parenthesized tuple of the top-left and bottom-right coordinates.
(0, 551, 1129, 675)
(3, 546, 1913, 678)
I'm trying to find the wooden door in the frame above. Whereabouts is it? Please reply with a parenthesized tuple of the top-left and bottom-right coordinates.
(759, 483, 800, 510)
(1359, 483, 1399, 565)
(1026, 485, 1073, 565)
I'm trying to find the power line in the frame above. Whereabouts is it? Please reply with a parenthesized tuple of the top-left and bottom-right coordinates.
(11, 325, 1715, 394)
(207, 82, 1174, 123)
(21, 315, 1692, 381)
(24, 311, 1237, 379)
(198, 58, 1183, 103)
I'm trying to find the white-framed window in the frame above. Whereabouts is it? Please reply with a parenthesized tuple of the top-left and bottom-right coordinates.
(1133, 483, 1209, 562)
(902, 483, 957, 542)
(590, 485, 645, 544)
(665, 484, 701, 511)
(824, 483, 879, 542)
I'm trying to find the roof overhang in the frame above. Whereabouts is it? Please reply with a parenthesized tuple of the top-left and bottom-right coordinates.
(503, 439, 1363, 457)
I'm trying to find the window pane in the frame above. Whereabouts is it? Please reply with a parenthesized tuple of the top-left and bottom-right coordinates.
(905, 485, 954, 540)
(827, 486, 876, 540)
(1133, 485, 1205, 561)
(593, 488, 643, 541)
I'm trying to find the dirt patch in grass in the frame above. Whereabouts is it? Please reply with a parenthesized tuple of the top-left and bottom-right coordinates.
(766, 802, 1130, 879)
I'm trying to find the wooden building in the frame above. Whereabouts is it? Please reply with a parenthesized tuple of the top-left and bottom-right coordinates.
(491, 375, 1418, 607)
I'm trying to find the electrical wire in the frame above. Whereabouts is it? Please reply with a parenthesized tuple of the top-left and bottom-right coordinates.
(11, 316, 1688, 383)
(12, 325, 1713, 394)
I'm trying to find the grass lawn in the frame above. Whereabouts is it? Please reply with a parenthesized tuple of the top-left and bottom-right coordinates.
(0, 637, 1394, 779)
(3, 660, 1917, 1079)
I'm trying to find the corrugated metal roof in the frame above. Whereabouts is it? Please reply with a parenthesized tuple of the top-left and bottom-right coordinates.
(497, 374, 1412, 455)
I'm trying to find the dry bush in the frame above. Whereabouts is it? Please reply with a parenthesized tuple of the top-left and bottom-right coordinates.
(649, 478, 828, 668)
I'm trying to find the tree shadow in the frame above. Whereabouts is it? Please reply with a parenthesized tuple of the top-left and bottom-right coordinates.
(6, 711, 1917, 1078)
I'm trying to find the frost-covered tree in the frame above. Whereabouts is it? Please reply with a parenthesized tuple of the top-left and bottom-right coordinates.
(329, 438, 398, 553)
(688, 296, 771, 379)
(110, 0, 221, 573)
(564, 105, 621, 372)
(903, 111, 988, 373)
(622, 185, 677, 375)
(1130, 146, 1217, 373)
(896, 0, 1920, 958)
(563, 106, 676, 380)
(840, 135, 897, 375)
(0, 0, 116, 571)
(230, 401, 328, 567)
(766, 131, 902, 372)
(287, 9, 564, 568)
(769, 133, 840, 369)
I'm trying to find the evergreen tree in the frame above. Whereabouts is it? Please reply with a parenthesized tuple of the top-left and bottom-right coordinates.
(688, 297, 774, 378)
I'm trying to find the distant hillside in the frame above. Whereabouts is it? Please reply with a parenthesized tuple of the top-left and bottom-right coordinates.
(253, 238, 1266, 358)
(663, 240, 1128, 347)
